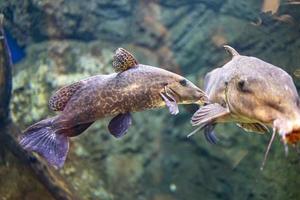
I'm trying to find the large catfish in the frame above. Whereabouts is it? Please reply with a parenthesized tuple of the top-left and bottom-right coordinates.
(190, 45, 300, 168)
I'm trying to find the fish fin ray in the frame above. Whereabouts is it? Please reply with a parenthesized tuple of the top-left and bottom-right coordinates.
(191, 103, 229, 126)
(160, 92, 179, 115)
(19, 117, 69, 169)
(49, 81, 84, 111)
(112, 48, 138, 72)
(236, 123, 269, 134)
(108, 112, 132, 138)
(187, 125, 204, 138)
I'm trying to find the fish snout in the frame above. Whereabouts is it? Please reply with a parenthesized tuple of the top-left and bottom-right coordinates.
(169, 82, 208, 105)
(198, 95, 209, 105)
(187, 87, 209, 105)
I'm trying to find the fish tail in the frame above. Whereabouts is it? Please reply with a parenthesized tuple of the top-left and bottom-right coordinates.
(19, 116, 69, 169)
(19, 116, 94, 168)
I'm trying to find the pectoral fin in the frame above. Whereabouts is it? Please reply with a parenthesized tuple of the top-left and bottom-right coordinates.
(191, 103, 229, 126)
(160, 92, 179, 115)
(236, 123, 269, 134)
(108, 113, 132, 138)
(187, 122, 218, 144)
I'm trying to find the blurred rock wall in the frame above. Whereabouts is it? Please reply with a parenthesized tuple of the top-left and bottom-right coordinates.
(0, 0, 300, 200)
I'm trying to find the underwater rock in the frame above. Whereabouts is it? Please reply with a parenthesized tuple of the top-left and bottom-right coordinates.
(2, 0, 300, 77)
(0, 0, 135, 44)
(0, 0, 273, 73)
(0, 152, 53, 200)
(11, 40, 115, 125)
(0, 2, 181, 49)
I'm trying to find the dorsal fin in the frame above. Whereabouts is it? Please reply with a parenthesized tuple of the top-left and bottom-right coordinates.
(112, 48, 138, 72)
(223, 45, 240, 58)
(49, 81, 83, 111)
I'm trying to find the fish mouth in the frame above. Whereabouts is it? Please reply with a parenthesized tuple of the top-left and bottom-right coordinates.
(165, 86, 208, 105)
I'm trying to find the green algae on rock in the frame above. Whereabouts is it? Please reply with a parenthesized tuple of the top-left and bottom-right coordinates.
(11, 41, 115, 126)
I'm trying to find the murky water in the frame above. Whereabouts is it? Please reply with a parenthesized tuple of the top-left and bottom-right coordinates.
(0, 0, 300, 200)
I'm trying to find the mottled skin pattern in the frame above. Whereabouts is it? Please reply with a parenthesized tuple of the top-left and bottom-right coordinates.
(49, 82, 83, 111)
(51, 64, 206, 136)
(19, 47, 207, 168)
(203, 47, 300, 142)
(112, 48, 138, 72)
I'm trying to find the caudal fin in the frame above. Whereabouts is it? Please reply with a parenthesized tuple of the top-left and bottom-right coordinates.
(19, 117, 69, 169)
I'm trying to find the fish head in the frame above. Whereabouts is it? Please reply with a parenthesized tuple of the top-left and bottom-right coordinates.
(136, 65, 207, 105)
(226, 66, 300, 141)
(164, 74, 208, 105)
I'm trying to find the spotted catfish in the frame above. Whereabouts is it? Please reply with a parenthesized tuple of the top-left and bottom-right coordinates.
(19, 48, 208, 168)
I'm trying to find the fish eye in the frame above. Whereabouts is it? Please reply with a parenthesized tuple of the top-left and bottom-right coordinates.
(179, 79, 187, 86)
(238, 80, 245, 90)
(237, 79, 251, 93)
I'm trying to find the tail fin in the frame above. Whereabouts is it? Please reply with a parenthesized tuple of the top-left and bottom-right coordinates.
(19, 116, 69, 169)
(19, 116, 94, 168)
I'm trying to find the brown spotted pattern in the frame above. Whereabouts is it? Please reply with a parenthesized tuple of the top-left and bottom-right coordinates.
(52, 64, 205, 133)
(49, 81, 84, 111)
(112, 48, 138, 72)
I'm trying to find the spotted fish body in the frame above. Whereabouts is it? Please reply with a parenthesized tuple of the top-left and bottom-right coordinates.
(20, 48, 207, 168)
(50, 64, 204, 134)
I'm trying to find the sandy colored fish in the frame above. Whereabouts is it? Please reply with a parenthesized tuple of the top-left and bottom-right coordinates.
(19, 48, 207, 168)
(189, 45, 300, 168)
